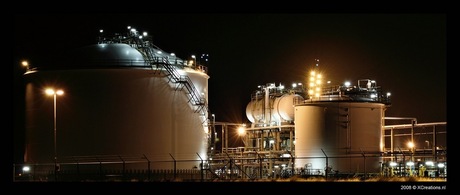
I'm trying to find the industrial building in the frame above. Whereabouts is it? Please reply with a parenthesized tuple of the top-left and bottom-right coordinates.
(16, 27, 446, 181)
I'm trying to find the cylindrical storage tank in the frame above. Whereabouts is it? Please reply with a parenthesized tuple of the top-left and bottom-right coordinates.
(293, 105, 326, 173)
(273, 93, 304, 122)
(245, 98, 266, 123)
(294, 102, 385, 174)
(246, 93, 303, 123)
(23, 43, 209, 171)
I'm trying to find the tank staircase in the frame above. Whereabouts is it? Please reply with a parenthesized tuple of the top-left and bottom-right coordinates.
(125, 34, 210, 127)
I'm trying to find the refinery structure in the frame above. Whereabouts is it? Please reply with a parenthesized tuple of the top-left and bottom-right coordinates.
(16, 27, 447, 181)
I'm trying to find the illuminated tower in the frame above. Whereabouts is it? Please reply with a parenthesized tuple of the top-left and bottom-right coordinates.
(308, 59, 323, 100)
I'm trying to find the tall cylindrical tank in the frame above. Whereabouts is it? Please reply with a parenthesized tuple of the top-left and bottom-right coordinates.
(23, 43, 209, 170)
(246, 93, 304, 124)
(295, 102, 385, 174)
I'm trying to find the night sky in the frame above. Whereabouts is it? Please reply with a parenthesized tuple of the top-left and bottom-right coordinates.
(14, 14, 446, 165)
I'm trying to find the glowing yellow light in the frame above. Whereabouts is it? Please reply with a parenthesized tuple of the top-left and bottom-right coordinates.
(317, 74, 322, 79)
(45, 89, 64, 96)
(316, 80, 321, 85)
(21, 60, 29, 67)
(308, 90, 314, 95)
(237, 126, 246, 136)
(310, 71, 316, 76)
(45, 89, 54, 95)
(407, 141, 415, 149)
(309, 77, 315, 82)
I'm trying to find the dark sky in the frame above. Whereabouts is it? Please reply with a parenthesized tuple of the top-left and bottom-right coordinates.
(14, 14, 446, 164)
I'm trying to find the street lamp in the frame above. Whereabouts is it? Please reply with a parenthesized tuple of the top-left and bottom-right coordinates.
(45, 88, 64, 180)
(21, 60, 29, 69)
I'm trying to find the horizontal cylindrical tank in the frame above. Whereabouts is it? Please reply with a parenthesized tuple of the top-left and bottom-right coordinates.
(23, 43, 209, 170)
(246, 93, 304, 123)
(294, 102, 385, 174)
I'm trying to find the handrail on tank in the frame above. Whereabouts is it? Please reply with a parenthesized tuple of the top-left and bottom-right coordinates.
(97, 26, 208, 74)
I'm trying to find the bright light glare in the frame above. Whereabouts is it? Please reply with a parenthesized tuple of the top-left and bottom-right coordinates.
(22, 166, 30, 172)
(281, 154, 291, 158)
(407, 141, 414, 149)
(45, 89, 54, 95)
(21, 60, 29, 67)
(237, 126, 245, 136)
(46, 89, 64, 96)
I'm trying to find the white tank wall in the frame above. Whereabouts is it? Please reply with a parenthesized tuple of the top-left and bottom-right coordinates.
(294, 105, 326, 171)
(294, 102, 385, 173)
(24, 67, 208, 169)
(246, 93, 303, 123)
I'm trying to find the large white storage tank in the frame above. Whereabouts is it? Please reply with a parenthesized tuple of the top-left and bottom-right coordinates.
(246, 93, 304, 124)
(23, 43, 209, 170)
(295, 102, 385, 174)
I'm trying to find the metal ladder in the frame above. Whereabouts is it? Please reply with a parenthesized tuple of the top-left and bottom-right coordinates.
(125, 34, 210, 126)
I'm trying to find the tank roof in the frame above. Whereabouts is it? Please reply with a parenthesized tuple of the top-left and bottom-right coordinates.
(66, 43, 145, 67)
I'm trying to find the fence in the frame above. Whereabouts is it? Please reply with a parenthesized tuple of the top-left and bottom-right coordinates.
(11, 155, 408, 182)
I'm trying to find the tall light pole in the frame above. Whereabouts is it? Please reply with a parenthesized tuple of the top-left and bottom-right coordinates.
(45, 88, 64, 181)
